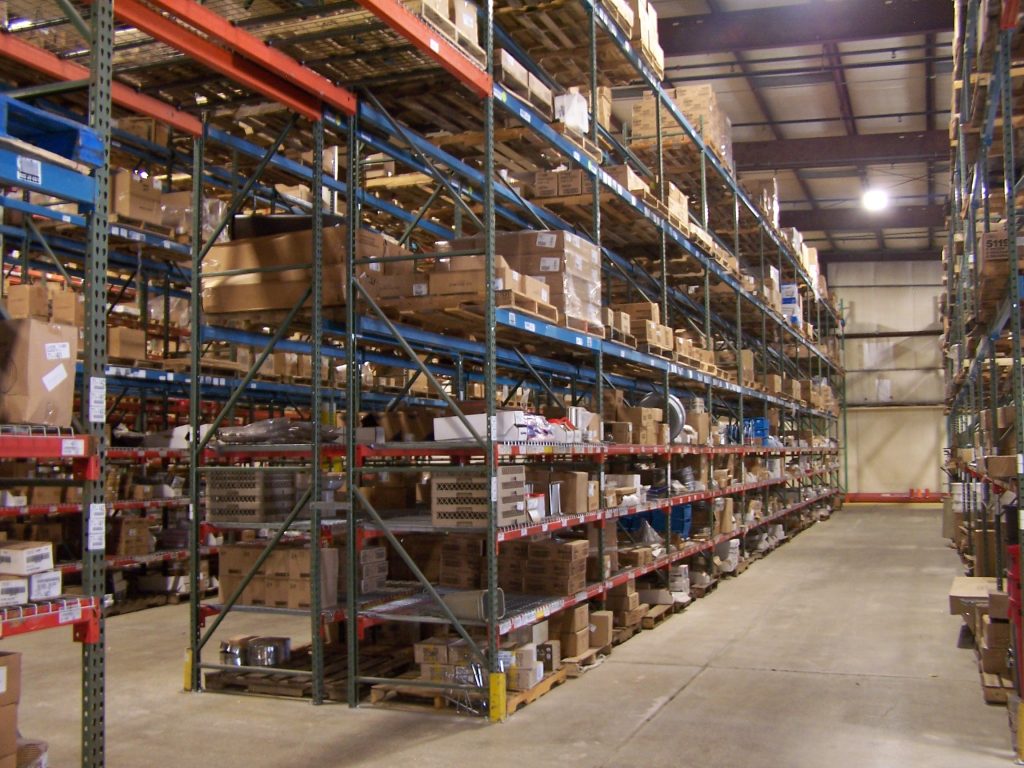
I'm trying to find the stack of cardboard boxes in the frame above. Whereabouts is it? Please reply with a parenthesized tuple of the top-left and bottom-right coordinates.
(607, 577, 646, 629)
(629, 84, 733, 170)
(523, 538, 588, 596)
(218, 545, 339, 609)
(627, 0, 665, 78)
(438, 535, 484, 589)
(0, 541, 60, 604)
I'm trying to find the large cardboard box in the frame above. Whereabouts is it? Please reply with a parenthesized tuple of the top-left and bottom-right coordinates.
(0, 320, 78, 427)
(108, 326, 147, 360)
(5, 283, 48, 321)
(561, 626, 589, 657)
(203, 226, 353, 313)
(112, 170, 163, 225)
(0, 654, 21, 707)
(449, 0, 479, 42)
(0, 704, 14, 761)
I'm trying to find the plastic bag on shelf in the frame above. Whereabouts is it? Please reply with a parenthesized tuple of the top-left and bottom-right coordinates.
(217, 418, 343, 445)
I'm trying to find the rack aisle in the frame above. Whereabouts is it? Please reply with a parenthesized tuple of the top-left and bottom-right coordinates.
(0, 0, 843, 736)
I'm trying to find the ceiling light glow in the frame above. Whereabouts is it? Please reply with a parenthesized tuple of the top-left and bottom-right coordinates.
(862, 188, 889, 212)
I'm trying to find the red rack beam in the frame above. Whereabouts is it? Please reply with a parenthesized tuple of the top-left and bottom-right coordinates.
(353, 0, 492, 99)
(0, 32, 202, 136)
(845, 492, 944, 504)
(143, 0, 357, 116)
(104, 0, 322, 120)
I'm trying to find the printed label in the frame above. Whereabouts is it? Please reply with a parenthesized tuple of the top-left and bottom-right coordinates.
(41, 363, 67, 392)
(87, 503, 106, 552)
(536, 233, 557, 248)
(429, 38, 440, 53)
(524, 321, 536, 333)
(16, 156, 41, 185)
(412, 282, 428, 296)
(59, 603, 82, 624)
(61, 438, 85, 457)
(89, 376, 106, 424)
(539, 257, 560, 272)
(44, 342, 71, 360)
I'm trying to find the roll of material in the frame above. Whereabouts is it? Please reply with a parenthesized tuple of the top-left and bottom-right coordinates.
(442, 588, 506, 621)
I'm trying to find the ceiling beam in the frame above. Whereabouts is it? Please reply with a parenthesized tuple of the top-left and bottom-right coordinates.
(735, 130, 949, 170)
(659, 0, 955, 57)
(779, 205, 946, 231)
(817, 249, 942, 263)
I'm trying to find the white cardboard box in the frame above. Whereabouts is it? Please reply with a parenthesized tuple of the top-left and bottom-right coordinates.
(0, 542, 54, 575)
(28, 570, 62, 601)
(0, 577, 27, 607)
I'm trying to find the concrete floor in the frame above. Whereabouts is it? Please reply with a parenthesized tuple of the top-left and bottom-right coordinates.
(5, 505, 1013, 767)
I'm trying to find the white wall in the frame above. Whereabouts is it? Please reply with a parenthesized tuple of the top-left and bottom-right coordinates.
(829, 260, 946, 493)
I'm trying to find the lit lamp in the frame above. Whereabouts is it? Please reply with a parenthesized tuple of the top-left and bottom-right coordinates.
(861, 188, 889, 212)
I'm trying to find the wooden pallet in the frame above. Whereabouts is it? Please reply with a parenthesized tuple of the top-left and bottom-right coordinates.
(109, 214, 174, 237)
(561, 646, 603, 678)
(387, 288, 560, 328)
(565, 315, 606, 338)
(369, 671, 482, 710)
(640, 603, 673, 629)
(690, 578, 718, 599)
(612, 624, 638, 645)
(507, 666, 570, 714)
(637, 342, 673, 360)
(604, 327, 637, 348)
(981, 671, 1014, 704)
(206, 644, 411, 701)
(551, 123, 602, 165)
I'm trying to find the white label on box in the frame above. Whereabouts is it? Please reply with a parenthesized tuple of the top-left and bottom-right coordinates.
(59, 603, 82, 623)
(536, 233, 557, 248)
(493, 277, 505, 290)
(16, 155, 41, 185)
(0, 667, 6, 694)
(87, 503, 106, 551)
(89, 376, 106, 423)
(412, 282, 428, 296)
(41, 363, 67, 392)
(539, 257, 560, 272)
(45, 342, 71, 360)
(61, 438, 85, 457)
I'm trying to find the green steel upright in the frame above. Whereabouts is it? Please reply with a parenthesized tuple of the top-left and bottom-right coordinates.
(82, 0, 113, 763)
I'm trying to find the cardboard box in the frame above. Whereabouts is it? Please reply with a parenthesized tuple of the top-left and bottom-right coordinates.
(108, 326, 147, 360)
(112, 170, 163, 225)
(532, 171, 559, 197)
(0, 704, 14, 759)
(948, 576, 997, 615)
(0, 654, 21, 707)
(983, 614, 1010, 648)
(590, 610, 613, 648)
(990, 590, 1010, 620)
(49, 289, 83, 327)
(414, 637, 450, 664)
(0, 542, 53, 576)
(28, 570, 61, 601)
(538, 639, 561, 672)
(0, 578, 26, 608)
(5, 283, 49, 321)
(561, 626, 589, 657)
(449, 0, 478, 42)
(0, 320, 78, 427)
(508, 663, 544, 691)
(985, 455, 1018, 479)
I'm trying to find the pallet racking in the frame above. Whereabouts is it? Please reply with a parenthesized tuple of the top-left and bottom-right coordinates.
(0, 0, 844, 751)
(943, 0, 1024, 749)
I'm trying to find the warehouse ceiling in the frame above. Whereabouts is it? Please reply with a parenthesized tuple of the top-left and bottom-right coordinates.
(648, 0, 954, 266)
